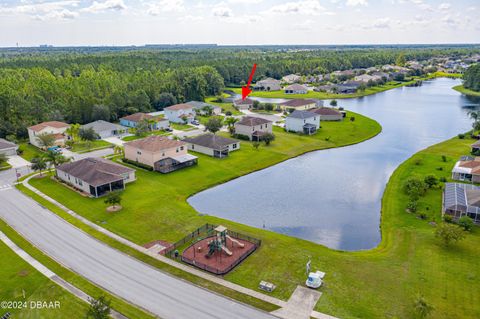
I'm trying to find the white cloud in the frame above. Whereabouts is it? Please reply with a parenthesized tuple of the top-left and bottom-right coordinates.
(346, 0, 368, 7)
(269, 0, 332, 15)
(82, 0, 126, 14)
(35, 9, 78, 21)
(372, 17, 391, 28)
(438, 3, 450, 10)
(227, 0, 263, 4)
(213, 2, 233, 18)
(147, 0, 185, 15)
(0, 0, 80, 20)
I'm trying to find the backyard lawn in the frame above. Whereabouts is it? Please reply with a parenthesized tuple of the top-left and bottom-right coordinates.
(70, 140, 112, 153)
(170, 123, 196, 131)
(18, 142, 44, 161)
(0, 240, 88, 318)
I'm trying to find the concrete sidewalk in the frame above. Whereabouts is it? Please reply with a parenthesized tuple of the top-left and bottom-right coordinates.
(0, 231, 128, 319)
(22, 174, 336, 319)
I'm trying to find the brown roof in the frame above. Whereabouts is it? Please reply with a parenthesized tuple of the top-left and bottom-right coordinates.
(236, 116, 272, 127)
(124, 135, 186, 152)
(57, 158, 134, 187)
(309, 107, 342, 116)
(120, 112, 165, 123)
(234, 98, 254, 105)
(164, 103, 193, 111)
(280, 99, 317, 107)
(29, 121, 69, 132)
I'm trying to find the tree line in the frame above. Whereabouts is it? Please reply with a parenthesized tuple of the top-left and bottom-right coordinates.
(463, 63, 480, 92)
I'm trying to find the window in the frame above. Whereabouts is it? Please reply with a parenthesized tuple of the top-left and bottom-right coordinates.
(162, 152, 165, 156)
(265, 124, 268, 128)
(180, 146, 184, 151)
(137, 151, 142, 155)
(176, 148, 179, 153)
(79, 180, 83, 186)
(232, 143, 237, 149)
(192, 145, 195, 150)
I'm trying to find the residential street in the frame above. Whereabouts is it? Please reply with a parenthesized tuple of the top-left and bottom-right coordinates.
(0, 187, 276, 319)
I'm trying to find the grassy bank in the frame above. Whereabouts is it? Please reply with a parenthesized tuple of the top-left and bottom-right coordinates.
(0, 239, 88, 318)
(453, 85, 480, 97)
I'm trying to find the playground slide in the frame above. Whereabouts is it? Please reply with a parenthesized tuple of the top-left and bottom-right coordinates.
(226, 235, 245, 248)
(221, 245, 233, 256)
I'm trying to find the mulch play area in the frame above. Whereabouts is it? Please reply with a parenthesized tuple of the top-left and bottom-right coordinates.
(182, 235, 257, 275)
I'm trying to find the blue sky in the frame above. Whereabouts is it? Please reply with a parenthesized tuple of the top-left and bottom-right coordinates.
(0, 0, 479, 46)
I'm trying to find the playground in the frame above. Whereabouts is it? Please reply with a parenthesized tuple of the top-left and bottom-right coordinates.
(181, 225, 259, 274)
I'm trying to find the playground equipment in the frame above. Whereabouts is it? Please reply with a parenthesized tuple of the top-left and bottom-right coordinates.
(204, 225, 240, 258)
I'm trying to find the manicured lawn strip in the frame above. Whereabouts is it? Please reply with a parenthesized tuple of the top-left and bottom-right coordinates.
(0, 240, 88, 318)
(453, 85, 480, 97)
(27, 111, 380, 306)
(71, 140, 112, 153)
(18, 142, 44, 161)
(15, 183, 280, 313)
(0, 211, 155, 319)
(0, 162, 12, 170)
(122, 131, 171, 142)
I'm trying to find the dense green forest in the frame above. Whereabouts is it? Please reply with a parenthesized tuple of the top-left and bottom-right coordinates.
(0, 45, 479, 138)
(464, 63, 480, 92)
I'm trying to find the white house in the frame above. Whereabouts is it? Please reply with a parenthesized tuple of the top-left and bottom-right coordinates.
(234, 116, 272, 141)
(164, 103, 195, 124)
(28, 121, 70, 148)
(285, 110, 320, 135)
(183, 133, 240, 158)
(284, 84, 308, 94)
(81, 120, 128, 139)
(56, 157, 136, 197)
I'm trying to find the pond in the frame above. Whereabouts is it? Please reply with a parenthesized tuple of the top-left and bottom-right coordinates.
(189, 78, 480, 251)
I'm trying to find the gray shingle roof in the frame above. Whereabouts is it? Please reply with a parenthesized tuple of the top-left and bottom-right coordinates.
(288, 110, 317, 119)
(57, 158, 134, 187)
(0, 138, 17, 151)
(81, 120, 126, 133)
(236, 116, 271, 126)
(280, 99, 317, 107)
(183, 134, 238, 150)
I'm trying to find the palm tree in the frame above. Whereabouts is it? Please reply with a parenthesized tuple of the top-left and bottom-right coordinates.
(224, 117, 238, 136)
(44, 150, 71, 168)
(66, 123, 81, 143)
(113, 145, 124, 157)
(36, 133, 55, 150)
(31, 156, 47, 177)
(469, 111, 480, 132)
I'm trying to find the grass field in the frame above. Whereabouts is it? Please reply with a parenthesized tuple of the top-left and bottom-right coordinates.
(70, 140, 112, 153)
(453, 85, 480, 97)
(18, 143, 44, 161)
(0, 239, 89, 318)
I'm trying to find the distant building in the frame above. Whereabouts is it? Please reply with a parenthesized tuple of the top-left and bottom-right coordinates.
(309, 108, 344, 121)
(443, 183, 480, 224)
(186, 101, 221, 115)
(0, 138, 18, 156)
(164, 104, 195, 124)
(120, 113, 169, 130)
(81, 120, 128, 139)
(56, 158, 136, 198)
(284, 84, 308, 94)
(282, 74, 301, 84)
(285, 110, 320, 135)
(254, 78, 282, 91)
(279, 99, 317, 111)
(124, 135, 197, 173)
(451, 156, 480, 182)
(233, 98, 254, 110)
(183, 134, 240, 158)
(28, 121, 70, 148)
(234, 116, 272, 141)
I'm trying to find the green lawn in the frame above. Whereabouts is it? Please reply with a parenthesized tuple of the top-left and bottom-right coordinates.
(0, 161, 12, 170)
(205, 97, 242, 115)
(170, 123, 196, 131)
(0, 240, 88, 318)
(122, 131, 171, 142)
(197, 115, 225, 125)
(70, 140, 112, 153)
(18, 143, 44, 161)
(453, 85, 480, 97)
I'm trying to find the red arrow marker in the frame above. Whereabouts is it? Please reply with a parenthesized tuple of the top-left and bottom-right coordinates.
(242, 63, 257, 100)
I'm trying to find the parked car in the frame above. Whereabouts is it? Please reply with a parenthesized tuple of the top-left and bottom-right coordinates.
(47, 146, 62, 154)
(165, 127, 173, 132)
(191, 120, 200, 126)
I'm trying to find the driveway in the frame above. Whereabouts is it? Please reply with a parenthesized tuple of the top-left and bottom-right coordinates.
(7, 155, 31, 168)
(0, 188, 276, 319)
(103, 136, 127, 147)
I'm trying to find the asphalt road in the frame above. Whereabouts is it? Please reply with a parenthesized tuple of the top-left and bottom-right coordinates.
(0, 188, 276, 319)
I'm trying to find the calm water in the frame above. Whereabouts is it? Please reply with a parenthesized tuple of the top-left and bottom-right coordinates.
(189, 78, 480, 251)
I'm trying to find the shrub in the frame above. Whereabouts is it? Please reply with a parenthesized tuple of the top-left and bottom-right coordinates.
(350, 116, 355, 122)
(424, 175, 438, 188)
(435, 223, 466, 246)
(234, 134, 250, 141)
(443, 214, 454, 223)
(225, 111, 232, 116)
(439, 177, 447, 183)
(441, 155, 447, 162)
(262, 133, 275, 145)
(403, 177, 427, 200)
(458, 216, 474, 231)
(406, 200, 417, 213)
(121, 158, 153, 171)
(458, 133, 465, 139)
(414, 158, 423, 166)
(252, 141, 260, 150)
(418, 212, 427, 220)
(325, 136, 331, 142)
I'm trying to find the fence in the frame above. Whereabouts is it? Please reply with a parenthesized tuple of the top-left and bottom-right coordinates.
(163, 223, 217, 257)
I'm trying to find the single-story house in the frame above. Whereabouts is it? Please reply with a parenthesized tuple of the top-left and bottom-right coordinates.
(164, 104, 195, 124)
(284, 84, 308, 94)
(315, 84, 335, 93)
(234, 116, 272, 141)
(443, 183, 480, 224)
(124, 135, 197, 173)
(120, 113, 169, 130)
(282, 74, 301, 84)
(233, 98, 254, 110)
(285, 110, 320, 135)
(28, 121, 70, 148)
(254, 78, 282, 91)
(81, 120, 128, 139)
(0, 138, 18, 156)
(335, 83, 360, 94)
(56, 157, 136, 198)
(451, 156, 480, 182)
(471, 140, 480, 154)
(354, 74, 378, 84)
(186, 101, 221, 115)
(183, 133, 240, 158)
(279, 99, 317, 111)
(309, 108, 344, 121)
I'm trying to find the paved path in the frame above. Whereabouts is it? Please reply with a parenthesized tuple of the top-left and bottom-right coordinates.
(0, 187, 277, 319)
(22, 174, 337, 319)
(272, 286, 335, 319)
(0, 231, 128, 319)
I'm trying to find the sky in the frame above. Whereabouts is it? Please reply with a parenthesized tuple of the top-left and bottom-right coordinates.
(0, 0, 479, 47)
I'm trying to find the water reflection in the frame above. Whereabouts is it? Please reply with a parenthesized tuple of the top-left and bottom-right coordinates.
(190, 78, 480, 251)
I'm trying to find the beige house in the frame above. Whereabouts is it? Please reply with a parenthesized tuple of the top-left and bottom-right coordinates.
(279, 99, 317, 111)
(234, 116, 272, 141)
(28, 121, 70, 148)
(124, 135, 197, 173)
(183, 133, 240, 158)
(233, 98, 254, 110)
